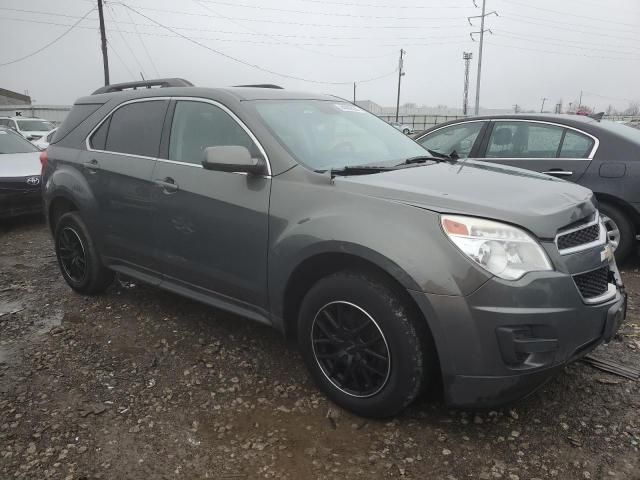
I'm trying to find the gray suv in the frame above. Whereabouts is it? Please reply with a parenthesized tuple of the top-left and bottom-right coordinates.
(43, 79, 627, 417)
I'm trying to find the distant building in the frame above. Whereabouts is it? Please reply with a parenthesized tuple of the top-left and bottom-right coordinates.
(355, 100, 383, 115)
(0, 88, 31, 106)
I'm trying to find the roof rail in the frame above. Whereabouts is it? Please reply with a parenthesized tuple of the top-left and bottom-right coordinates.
(233, 84, 284, 89)
(92, 78, 194, 95)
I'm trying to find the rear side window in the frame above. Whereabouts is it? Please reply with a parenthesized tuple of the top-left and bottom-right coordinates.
(54, 103, 102, 142)
(560, 130, 594, 158)
(103, 100, 168, 157)
(486, 122, 563, 158)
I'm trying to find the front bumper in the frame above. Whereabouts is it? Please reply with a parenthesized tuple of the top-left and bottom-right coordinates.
(410, 254, 626, 409)
(0, 189, 42, 218)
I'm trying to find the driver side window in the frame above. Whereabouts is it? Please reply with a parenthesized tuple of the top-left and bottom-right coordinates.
(169, 101, 257, 166)
(417, 122, 484, 158)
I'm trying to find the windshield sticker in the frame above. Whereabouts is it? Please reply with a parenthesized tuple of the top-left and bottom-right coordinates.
(335, 103, 364, 113)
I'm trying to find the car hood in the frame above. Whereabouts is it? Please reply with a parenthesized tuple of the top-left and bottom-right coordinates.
(337, 160, 595, 239)
(22, 131, 49, 138)
(0, 152, 41, 178)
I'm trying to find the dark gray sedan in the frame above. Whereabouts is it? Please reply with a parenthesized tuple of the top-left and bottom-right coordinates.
(415, 115, 640, 261)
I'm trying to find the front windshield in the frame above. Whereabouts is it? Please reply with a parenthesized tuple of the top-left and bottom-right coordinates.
(0, 130, 40, 153)
(252, 100, 426, 170)
(17, 120, 54, 132)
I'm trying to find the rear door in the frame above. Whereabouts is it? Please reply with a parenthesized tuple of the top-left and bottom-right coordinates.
(83, 98, 169, 280)
(152, 98, 271, 311)
(478, 120, 596, 182)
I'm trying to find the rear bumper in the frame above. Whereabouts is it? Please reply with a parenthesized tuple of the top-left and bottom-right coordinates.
(410, 262, 626, 409)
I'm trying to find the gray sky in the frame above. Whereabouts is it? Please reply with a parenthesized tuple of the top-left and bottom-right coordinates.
(1, 0, 639, 112)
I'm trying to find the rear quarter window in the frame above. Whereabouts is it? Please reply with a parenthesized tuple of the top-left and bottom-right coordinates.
(54, 103, 103, 142)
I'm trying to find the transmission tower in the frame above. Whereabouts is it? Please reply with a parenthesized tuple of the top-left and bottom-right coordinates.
(469, 0, 498, 115)
(462, 52, 473, 116)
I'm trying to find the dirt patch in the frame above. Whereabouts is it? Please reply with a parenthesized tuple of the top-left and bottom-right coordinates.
(1, 218, 639, 479)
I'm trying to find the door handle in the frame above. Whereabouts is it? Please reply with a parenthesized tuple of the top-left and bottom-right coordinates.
(153, 177, 179, 194)
(543, 170, 573, 177)
(83, 159, 100, 173)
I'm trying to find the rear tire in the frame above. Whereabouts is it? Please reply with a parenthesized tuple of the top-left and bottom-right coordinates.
(297, 270, 431, 418)
(54, 212, 114, 294)
(599, 203, 635, 263)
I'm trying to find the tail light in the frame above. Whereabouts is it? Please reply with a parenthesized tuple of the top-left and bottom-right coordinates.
(39, 149, 49, 173)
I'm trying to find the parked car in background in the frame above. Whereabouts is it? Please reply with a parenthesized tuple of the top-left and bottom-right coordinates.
(43, 80, 625, 417)
(33, 128, 58, 149)
(388, 121, 414, 135)
(0, 127, 43, 218)
(0, 116, 55, 142)
(415, 114, 640, 262)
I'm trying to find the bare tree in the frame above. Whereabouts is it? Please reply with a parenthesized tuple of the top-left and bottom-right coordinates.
(624, 101, 640, 116)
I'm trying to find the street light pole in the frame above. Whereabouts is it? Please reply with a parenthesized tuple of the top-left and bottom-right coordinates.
(395, 49, 405, 122)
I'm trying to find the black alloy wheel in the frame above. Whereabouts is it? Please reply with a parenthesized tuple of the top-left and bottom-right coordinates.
(311, 301, 391, 398)
(58, 226, 87, 283)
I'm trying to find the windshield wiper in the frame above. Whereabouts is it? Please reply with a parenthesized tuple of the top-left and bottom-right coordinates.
(395, 150, 459, 167)
(325, 165, 397, 177)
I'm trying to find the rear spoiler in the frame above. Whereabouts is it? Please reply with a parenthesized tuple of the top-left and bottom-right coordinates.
(588, 112, 605, 122)
(92, 78, 193, 95)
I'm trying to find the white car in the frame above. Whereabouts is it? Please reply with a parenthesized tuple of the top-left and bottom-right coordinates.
(388, 121, 414, 135)
(0, 116, 55, 142)
(32, 128, 57, 149)
(0, 127, 42, 218)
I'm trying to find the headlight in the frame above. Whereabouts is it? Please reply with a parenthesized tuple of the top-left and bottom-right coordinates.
(441, 215, 553, 280)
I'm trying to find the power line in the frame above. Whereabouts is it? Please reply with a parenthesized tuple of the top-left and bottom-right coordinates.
(92, 3, 466, 29)
(0, 9, 472, 42)
(0, 16, 472, 49)
(495, 27, 640, 52)
(125, 6, 160, 76)
(500, 14, 640, 43)
(484, 39, 640, 61)
(190, 0, 395, 60)
(497, 0, 639, 29)
(293, 0, 470, 8)
(0, 7, 95, 67)
(196, 0, 464, 20)
(497, 10, 639, 37)
(115, 3, 399, 85)
(494, 31, 640, 57)
(107, 39, 135, 78)
(106, 4, 147, 78)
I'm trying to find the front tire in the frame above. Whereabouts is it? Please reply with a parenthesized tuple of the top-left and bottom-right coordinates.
(599, 203, 636, 263)
(54, 212, 114, 294)
(297, 270, 431, 418)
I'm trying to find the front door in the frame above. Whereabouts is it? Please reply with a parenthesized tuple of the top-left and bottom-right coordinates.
(479, 120, 595, 182)
(152, 99, 271, 311)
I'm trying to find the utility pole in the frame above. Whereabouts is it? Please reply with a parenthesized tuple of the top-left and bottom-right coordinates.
(540, 97, 547, 113)
(395, 49, 405, 122)
(97, 0, 110, 86)
(469, 1, 497, 115)
(353, 82, 356, 104)
(462, 52, 473, 116)
(578, 90, 583, 110)
(512, 104, 520, 114)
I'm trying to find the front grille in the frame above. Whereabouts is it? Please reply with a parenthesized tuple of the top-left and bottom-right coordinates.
(573, 266, 610, 299)
(557, 223, 600, 251)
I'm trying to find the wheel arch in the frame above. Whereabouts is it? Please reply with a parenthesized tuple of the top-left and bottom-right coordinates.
(594, 192, 640, 230)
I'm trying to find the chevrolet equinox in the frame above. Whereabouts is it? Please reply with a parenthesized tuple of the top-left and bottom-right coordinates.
(42, 79, 627, 417)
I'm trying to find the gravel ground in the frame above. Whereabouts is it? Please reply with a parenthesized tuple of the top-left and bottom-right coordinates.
(1, 216, 639, 480)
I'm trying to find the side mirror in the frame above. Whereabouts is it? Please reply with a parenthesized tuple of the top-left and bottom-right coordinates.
(202, 146, 267, 175)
